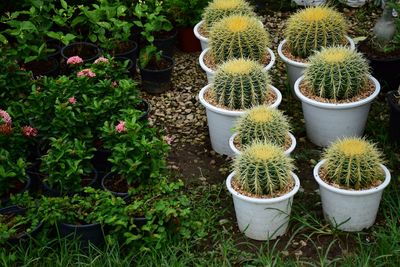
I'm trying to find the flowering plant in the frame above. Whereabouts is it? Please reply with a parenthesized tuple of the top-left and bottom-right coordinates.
(0, 148, 28, 199)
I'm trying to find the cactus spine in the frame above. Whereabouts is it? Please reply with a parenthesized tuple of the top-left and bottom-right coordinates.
(284, 6, 347, 58)
(212, 58, 271, 109)
(236, 106, 290, 147)
(210, 15, 270, 64)
(322, 138, 385, 189)
(202, 0, 256, 33)
(234, 142, 294, 196)
(304, 47, 370, 100)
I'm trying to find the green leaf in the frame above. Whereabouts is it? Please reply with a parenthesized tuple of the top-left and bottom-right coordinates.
(61, 0, 68, 9)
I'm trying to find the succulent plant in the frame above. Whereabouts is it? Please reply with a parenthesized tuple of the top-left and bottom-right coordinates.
(211, 58, 271, 110)
(202, 0, 256, 33)
(210, 15, 270, 64)
(322, 137, 385, 189)
(233, 142, 294, 196)
(304, 47, 370, 100)
(284, 6, 347, 58)
(235, 106, 290, 147)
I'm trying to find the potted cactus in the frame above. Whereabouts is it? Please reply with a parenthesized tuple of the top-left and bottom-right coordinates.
(199, 14, 275, 83)
(229, 106, 296, 156)
(199, 59, 282, 155)
(193, 0, 256, 51)
(313, 137, 391, 231)
(277, 6, 355, 91)
(226, 142, 300, 240)
(294, 47, 381, 147)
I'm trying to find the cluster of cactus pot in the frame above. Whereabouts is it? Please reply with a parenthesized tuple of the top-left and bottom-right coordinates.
(233, 142, 294, 196)
(322, 138, 385, 190)
(304, 47, 370, 100)
(211, 58, 270, 109)
(235, 106, 290, 148)
(284, 6, 347, 58)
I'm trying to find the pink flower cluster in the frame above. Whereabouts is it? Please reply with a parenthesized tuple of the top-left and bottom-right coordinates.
(0, 109, 12, 135)
(164, 135, 174, 145)
(68, 96, 76, 104)
(67, 56, 83, 65)
(77, 68, 96, 78)
(115, 121, 126, 133)
(22, 126, 38, 137)
(94, 57, 109, 64)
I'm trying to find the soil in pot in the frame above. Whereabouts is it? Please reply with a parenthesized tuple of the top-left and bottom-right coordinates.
(387, 90, 400, 142)
(61, 42, 100, 63)
(153, 29, 177, 58)
(101, 173, 140, 199)
(111, 41, 138, 68)
(1, 178, 31, 206)
(139, 56, 174, 94)
(23, 57, 60, 77)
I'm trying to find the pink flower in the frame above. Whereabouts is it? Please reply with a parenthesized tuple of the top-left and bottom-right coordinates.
(21, 126, 38, 137)
(115, 121, 126, 133)
(94, 57, 109, 64)
(0, 109, 12, 135)
(111, 81, 118, 88)
(67, 56, 83, 65)
(77, 68, 96, 78)
(68, 96, 76, 104)
(164, 135, 174, 145)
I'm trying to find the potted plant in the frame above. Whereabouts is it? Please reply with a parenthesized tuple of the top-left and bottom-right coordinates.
(199, 14, 275, 83)
(313, 137, 391, 231)
(199, 58, 282, 156)
(39, 135, 97, 196)
(100, 109, 169, 197)
(277, 6, 355, 91)
(229, 106, 296, 156)
(166, 0, 209, 52)
(294, 47, 380, 147)
(226, 142, 300, 240)
(61, 42, 101, 64)
(358, 1, 400, 92)
(193, 0, 256, 51)
(387, 84, 400, 142)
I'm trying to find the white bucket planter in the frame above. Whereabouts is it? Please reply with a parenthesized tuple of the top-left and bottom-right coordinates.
(293, 0, 327, 5)
(277, 37, 355, 92)
(193, 20, 208, 51)
(226, 171, 300, 240)
(313, 160, 391, 232)
(343, 0, 367, 7)
(229, 132, 296, 156)
(199, 84, 282, 156)
(294, 75, 380, 147)
(199, 47, 276, 84)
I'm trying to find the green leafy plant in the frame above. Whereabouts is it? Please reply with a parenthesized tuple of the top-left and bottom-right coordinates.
(233, 142, 295, 196)
(209, 14, 270, 64)
(0, 148, 27, 198)
(211, 58, 271, 109)
(166, 0, 209, 27)
(40, 135, 95, 193)
(321, 137, 385, 190)
(235, 106, 291, 148)
(284, 6, 347, 58)
(138, 44, 162, 69)
(303, 46, 370, 101)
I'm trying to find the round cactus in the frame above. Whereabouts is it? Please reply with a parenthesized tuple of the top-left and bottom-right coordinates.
(202, 0, 256, 33)
(284, 6, 347, 58)
(210, 15, 270, 64)
(304, 47, 370, 101)
(211, 58, 271, 110)
(233, 142, 295, 196)
(322, 137, 385, 189)
(236, 106, 290, 147)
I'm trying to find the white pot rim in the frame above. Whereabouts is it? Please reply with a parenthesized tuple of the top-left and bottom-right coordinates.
(277, 36, 355, 68)
(229, 132, 296, 155)
(199, 84, 282, 116)
(193, 20, 208, 42)
(226, 171, 300, 204)
(294, 75, 381, 110)
(313, 159, 391, 196)
(199, 47, 276, 74)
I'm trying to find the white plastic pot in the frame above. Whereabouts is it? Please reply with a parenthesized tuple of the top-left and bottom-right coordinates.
(199, 47, 276, 84)
(343, 0, 367, 7)
(293, 0, 327, 5)
(199, 84, 282, 156)
(229, 132, 296, 156)
(226, 171, 300, 240)
(294, 75, 380, 147)
(277, 36, 355, 92)
(193, 20, 208, 51)
(313, 160, 391, 232)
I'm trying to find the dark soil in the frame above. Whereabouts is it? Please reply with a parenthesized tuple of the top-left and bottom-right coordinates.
(1, 179, 27, 201)
(358, 40, 400, 60)
(154, 30, 175, 40)
(24, 59, 56, 76)
(103, 174, 130, 194)
(63, 44, 98, 60)
(146, 57, 173, 70)
(111, 41, 136, 55)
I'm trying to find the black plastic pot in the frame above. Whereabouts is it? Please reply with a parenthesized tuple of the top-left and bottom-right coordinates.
(46, 39, 62, 60)
(387, 90, 400, 142)
(154, 29, 177, 58)
(61, 42, 101, 63)
(0, 205, 43, 244)
(58, 222, 104, 247)
(24, 57, 60, 78)
(139, 56, 174, 94)
(136, 99, 151, 121)
(112, 40, 138, 68)
(1, 177, 32, 206)
(92, 148, 112, 174)
(101, 172, 129, 199)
